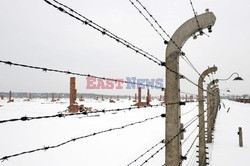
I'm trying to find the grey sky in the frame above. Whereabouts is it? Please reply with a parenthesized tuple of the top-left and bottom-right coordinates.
(0, 0, 249, 96)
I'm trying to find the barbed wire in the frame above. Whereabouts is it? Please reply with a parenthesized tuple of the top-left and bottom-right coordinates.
(3, 0, 213, 98)
(139, 144, 165, 166)
(182, 75, 214, 95)
(44, 0, 163, 66)
(182, 104, 212, 129)
(128, 0, 183, 52)
(140, 111, 199, 166)
(190, 153, 198, 166)
(0, 58, 214, 99)
(0, 1, 219, 165)
(188, 0, 202, 34)
(126, 139, 164, 166)
(45, 0, 211, 94)
(128, 0, 204, 78)
(129, 0, 205, 78)
(181, 118, 207, 165)
(180, 55, 203, 78)
(128, 0, 167, 43)
(0, 60, 164, 90)
(152, 108, 206, 165)
(136, 108, 203, 166)
(0, 114, 164, 162)
(0, 103, 165, 124)
(185, 145, 197, 166)
(180, 103, 216, 165)
(181, 132, 199, 164)
(182, 126, 198, 145)
(183, 113, 199, 128)
(181, 104, 198, 116)
(180, 109, 211, 165)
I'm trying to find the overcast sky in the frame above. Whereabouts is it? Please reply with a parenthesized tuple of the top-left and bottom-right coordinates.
(0, 0, 249, 97)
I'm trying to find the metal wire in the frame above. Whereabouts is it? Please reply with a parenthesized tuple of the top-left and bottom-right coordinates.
(139, 144, 165, 166)
(44, 0, 164, 66)
(0, 114, 164, 161)
(44, 0, 212, 95)
(126, 139, 164, 166)
(0, 103, 165, 124)
(181, 105, 198, 116)
(0, 60, 164, 90)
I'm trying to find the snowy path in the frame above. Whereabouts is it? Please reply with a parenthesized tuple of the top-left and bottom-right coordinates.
(210, 99, 250, 166)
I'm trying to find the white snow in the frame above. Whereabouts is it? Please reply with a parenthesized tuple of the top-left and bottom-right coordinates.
(0, 99, 249, 165)
(209, 100, 250, 166)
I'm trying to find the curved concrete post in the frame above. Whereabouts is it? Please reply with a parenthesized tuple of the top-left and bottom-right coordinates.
(211, 84, 218, 130)
(213, 88, 220, 123)
(166, 12, 216, 56)
(207, 79, 219, 143)
(165, 11, 216, 166)
(198, 66, 217, 166)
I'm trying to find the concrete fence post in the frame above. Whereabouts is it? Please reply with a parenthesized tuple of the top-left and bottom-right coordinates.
(207, 79, 218, 143)
(165, 11, 216, 166)
(180, 123, 184, 140)
(211, 85, 218, 131)
(198, 66, 217, 166)
(238, 127, 243, 147)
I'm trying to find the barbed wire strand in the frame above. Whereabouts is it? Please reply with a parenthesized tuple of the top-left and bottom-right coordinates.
(129, 0, 203, 78)
(128, 0, 167, 43)
(132, 0, 205, 78)
(182, 75, 214, 95)
(183, 104, 212, 129)
(130, 102, 214, 165)
(140, 107, 206, 166)
(180, 118, 206, 165)
(182, 126, 198, 145)
(45, 0, 163, 66)
(0, 60, 164, 90)
(129, 0, 182, 51)
(180, 104, 215, 165)
(185, 146, 197, 166)
(188, 0, 202, 33)
(0, 114, 164, 162)
(126, 139, 164, 166)
(45, 0, 211, 95)
(0, 58, 214, 98)
(181, 104, 198, 116)
(139, 144, 165, 166)
(180, 55, 203, 78)
(0, 103, 165, 124)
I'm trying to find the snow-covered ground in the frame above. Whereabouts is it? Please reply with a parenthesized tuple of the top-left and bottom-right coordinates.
(0, 98, 249, 165)
(210, 100, 250, 166)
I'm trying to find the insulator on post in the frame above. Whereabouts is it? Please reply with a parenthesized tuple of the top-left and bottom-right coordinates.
(208, 26, 212, 33)
(164, 40, 168, 45)
(179, 101, 186, 106)
(192, 33, 197, 39)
